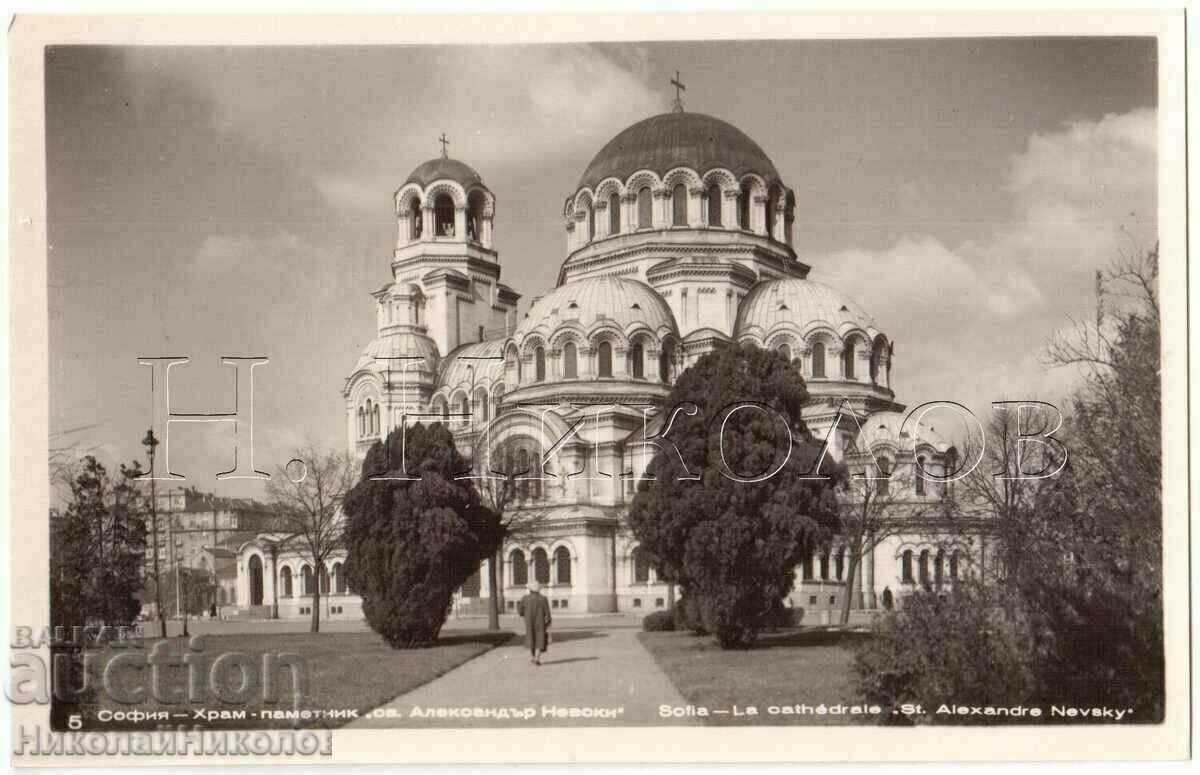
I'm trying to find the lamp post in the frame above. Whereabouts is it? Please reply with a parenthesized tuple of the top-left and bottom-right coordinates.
(141, 430, 166, 639)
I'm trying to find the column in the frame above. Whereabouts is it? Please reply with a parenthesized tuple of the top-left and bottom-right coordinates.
(689, 187, 703, 226)
(753, 195, 769, 235)
(653, 188, 669, 229)
(454, 207, 466, 239)
(421, 206, 434, 241)
(482, 216, 494, 249)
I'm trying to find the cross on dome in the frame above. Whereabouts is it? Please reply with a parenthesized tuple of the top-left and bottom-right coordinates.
(670, 70, 686, 113)
(438, 132, 450, 158)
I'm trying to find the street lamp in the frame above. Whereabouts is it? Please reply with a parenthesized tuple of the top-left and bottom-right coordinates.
(141, 430, 166, 639)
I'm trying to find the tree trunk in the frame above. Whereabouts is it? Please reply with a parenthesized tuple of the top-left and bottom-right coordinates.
(484, 551, 499, 633)
(310, 589, 320, 633)
(840, 546, 862, 626)
(494, 547, 505, 612)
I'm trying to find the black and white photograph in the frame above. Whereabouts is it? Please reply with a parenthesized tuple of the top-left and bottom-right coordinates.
(9, 9, 1189, 765)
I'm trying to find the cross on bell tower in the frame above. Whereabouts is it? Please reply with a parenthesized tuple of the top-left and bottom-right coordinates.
(438, 132, 450, 158)
(670, 70, 686, 113)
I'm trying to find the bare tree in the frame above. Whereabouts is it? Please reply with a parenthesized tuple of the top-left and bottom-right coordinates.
(265, 444, 357, 633)
(836, 444, 953, 624)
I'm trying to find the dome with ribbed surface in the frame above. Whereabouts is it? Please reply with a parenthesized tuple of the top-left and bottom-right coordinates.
(736, 278, 880, 338)
(352, 330, 440, 374)
(577, 112, 781, 191)
(404, 157, 486, 189)
(513, 277, 677, 342)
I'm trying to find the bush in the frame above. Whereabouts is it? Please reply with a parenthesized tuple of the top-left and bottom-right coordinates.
(342, 423, 498, 649)
(852, 583, 1036, 724)
(642, 611, 675, 632)
(761, 601, 803, 630)
(672, 592, 708, 634)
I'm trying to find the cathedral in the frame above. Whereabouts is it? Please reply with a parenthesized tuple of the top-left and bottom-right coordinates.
(233, 92, 975, 623)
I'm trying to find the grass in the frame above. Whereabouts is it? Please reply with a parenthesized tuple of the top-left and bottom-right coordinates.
(67, 629, 512, 730)
(638, 626, 872, 725)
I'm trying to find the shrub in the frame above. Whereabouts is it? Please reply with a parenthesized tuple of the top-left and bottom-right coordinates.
(342, 423, 499, 649)
(642, 610, 675, 632)
(672, 592, 708, 634)
(761, 601, 803, 630)
(852, 583, 1036, 724)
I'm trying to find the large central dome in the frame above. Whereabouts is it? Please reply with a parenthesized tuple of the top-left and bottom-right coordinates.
(577, 111, 781, 191)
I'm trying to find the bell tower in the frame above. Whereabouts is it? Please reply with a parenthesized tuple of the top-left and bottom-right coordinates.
(389, 142, 519, 354)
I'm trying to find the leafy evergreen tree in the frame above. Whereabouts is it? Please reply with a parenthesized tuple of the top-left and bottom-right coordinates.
(342, 422, 499, 648)
(628, 343, 841, 648)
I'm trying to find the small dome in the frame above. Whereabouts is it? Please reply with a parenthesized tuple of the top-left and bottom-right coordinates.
(352, 330, 439, 375)
(736, 278, 879, 339)
(438, 339, 507, 391)
(513, 277, 677, 342)
(404, 157, 486, 189)
(578, 111, 781, 191)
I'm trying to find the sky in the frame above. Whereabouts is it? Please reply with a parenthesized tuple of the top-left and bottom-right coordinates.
(46, 39, 1158, 498)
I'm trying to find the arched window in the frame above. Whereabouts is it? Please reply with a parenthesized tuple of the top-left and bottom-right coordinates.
(915, 456, 927, 495)
(877, 458, 891, 496)
(357, 407, 364, 437)
(467, 190, 486, 243)
(671, 183, 687, 226)
(637, 186, 652, 229)
(738, 181, 752, 229)
(950, 550, 963, 580)
(630, 342, 644, 379)
(434, 193, 455, 237)
(778, 343, 791, 362)
(632, 546, 650, 583)
(918, 550, 930, 586)
(319, 565, 330, 595)
(554, 546, 571, 585)
(409, 196, 422, 240)
(706, 183, 722, 226)
(659, 340, 673, 382)
(454, 394, 469, 427)
(835, 548, 846, 581)
(279, 566, 293, 597)
(844, 341, 857, 380)
(597, 341, 613, 378)
(811, 342, 826, 378)
(509, 550, 527, 587)
(535, 346, 546, 382)
(332, 562, 346, 594)
(901, 550, 913, 583)
(586, 203, 595, 241)
(563, 342, 577, 379)
(608, 192, 620, 234)
(531, 548, 550, 585)
(301, 565, 314, 596)
(801, 553, 813, 581)
(819, 551, 830, 580)
(516, 448, 530, 500)
(373, 404, 380, 436)
(870, 338, 887, 384)
(934, 549, 945, 587)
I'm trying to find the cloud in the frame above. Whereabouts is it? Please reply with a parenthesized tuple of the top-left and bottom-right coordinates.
(802, 108, 1156, 417)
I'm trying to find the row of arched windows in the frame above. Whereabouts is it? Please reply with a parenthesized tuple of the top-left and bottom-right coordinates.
(508, 546, 572, 586)
(401, 189, 490, 243)
(770, 335, 890, 385)
(801, 548, 850, 582)
(574, 178, 790, 248)
(515, 339, 674, 385)
(357, 399, 381, 439)
(900, 549, 966, 586)
(278, 562, 347, 597)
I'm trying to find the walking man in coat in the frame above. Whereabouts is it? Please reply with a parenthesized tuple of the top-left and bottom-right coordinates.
(517, 581, 552, 665)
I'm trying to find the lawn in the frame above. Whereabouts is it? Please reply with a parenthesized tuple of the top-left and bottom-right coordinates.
(638, 626, 874, 725)
(66, 629, 512, 730)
